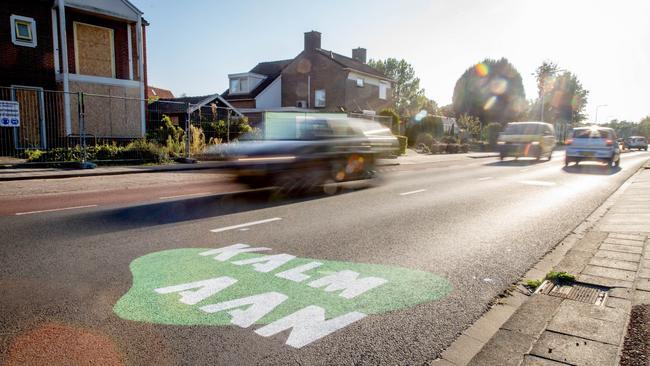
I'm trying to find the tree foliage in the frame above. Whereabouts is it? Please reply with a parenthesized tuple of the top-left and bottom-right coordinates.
(531, 61, 589, 123)
(457, 113, 481, 140)
(452, 58, 527, 124)
(367, 58, 427, 117)
(639, 115, 650, 138)
(379, 108, 400, 133)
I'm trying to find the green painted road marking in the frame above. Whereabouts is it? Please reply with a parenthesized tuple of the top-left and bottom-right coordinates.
(114, 246, 452, 347)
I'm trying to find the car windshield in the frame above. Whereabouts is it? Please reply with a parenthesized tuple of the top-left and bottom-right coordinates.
(573, 129, 613, 139)
(503, 124, 544, 135)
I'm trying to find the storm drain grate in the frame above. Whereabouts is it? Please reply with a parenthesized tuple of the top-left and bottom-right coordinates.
(536, 281, 609, 305)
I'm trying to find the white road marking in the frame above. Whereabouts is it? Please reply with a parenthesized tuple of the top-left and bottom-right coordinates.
(520, 168, 529, 172)
(478, 177, 493, 181)
(518, 180, 557, 187)
(211, 217, 282, 233)
(15, 204, 98, 216)
(159, 192, 212, 200)
(399, 189, 426, 196)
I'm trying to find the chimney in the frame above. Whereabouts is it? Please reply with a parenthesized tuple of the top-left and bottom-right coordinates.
(352, 47, 367, 64)
(304, 31, 321, 52)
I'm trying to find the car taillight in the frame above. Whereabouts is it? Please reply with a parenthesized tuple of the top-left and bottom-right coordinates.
(606, 139, 613, 146)
(565, 138, 573, 145)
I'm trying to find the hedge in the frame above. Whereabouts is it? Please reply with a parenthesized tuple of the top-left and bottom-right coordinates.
(395, 135, 408, 155)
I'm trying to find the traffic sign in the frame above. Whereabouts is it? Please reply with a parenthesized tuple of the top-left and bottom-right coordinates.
(0, 101, 20, 127)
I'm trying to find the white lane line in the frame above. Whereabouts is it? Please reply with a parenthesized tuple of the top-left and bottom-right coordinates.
(478, 177, 493, 181)
(520, 168, 529, 172)
(15, 204, 98, 216)
(211, 217, 282, 233)
(518, 180, 556, 187)
(399, 189, 426, 196)
(159, 192, 212, 200)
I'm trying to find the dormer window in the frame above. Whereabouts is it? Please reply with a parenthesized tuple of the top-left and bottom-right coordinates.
(230, 77, 248, 94)
(228, 73, 266, 95)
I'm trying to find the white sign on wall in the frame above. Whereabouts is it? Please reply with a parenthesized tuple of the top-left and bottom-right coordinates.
(0, 101, 20, 127)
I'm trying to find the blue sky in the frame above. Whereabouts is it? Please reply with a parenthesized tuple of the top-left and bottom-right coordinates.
(133, 0, 650, 122)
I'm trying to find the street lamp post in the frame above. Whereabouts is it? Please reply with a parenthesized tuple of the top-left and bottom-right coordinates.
(594, 104, 608, 124)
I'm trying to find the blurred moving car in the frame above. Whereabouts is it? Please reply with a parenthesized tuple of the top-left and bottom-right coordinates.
(209, 117, 398, 194)
(624, 136, 648, 151)
(497, 122, 556, 161)
(565, 126, 620, 167)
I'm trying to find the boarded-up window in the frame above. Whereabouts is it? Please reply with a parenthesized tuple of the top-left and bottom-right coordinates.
(74, 22, 115, 78)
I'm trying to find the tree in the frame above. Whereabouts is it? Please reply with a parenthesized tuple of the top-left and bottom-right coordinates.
(439, 104, 456, 118)
(457, 113, 481, 140)
(639, 115, 650, 138)
(452, 58, 527, 124)
(531, 61, 589, 123)
(367, 58, 426, 117)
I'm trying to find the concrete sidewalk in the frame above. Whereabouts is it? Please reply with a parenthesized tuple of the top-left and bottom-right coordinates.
(0, 150, 496, 181)
(436, 165, 650, 366)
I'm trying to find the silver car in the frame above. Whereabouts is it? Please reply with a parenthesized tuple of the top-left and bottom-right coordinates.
(565, 127, 620, 167)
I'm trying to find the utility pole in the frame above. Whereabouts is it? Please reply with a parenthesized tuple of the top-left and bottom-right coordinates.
(594, 104, 608, 124)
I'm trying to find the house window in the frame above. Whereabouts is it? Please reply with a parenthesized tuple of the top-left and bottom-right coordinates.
(356, 78, 364, 87)
(10, 15, 37, 48)
(314, 89, 326, 108)
(379, 81, 388, 100)
(73, 22, 115, 78)
(230, 77, 249, 94)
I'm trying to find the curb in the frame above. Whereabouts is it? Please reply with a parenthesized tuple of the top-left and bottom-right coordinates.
(435, 161, 650, 365)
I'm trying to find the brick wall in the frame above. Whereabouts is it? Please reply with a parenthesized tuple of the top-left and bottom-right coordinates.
(0, 0, 56, 89)
(344, 79, 392, 112)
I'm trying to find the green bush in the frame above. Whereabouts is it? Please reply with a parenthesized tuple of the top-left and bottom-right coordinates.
(125, 139, 169, 163)
(446, 143, 460, 154)
(421, 116, 444, 137)
(415, 132, 434, 147)
(379, 108, 400, 134)
(24, 149, 44, 161)
(486, 122, 502, 147)
(395, 135, 407, 155)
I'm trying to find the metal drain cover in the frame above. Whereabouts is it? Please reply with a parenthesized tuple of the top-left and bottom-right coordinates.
(536, 281, 608, 305)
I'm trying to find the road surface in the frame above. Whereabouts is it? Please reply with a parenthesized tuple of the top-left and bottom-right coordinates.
(1, 151, 648, 365)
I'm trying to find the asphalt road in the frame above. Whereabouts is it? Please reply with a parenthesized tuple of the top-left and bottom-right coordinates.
(1, 151, 649, 365)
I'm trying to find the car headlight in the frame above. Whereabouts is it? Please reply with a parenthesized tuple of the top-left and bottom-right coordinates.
(531, 141, 540, 145)
(497, 141, 506, 145)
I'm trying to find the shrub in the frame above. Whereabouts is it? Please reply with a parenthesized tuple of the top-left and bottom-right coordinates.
(125, 139, 169, 163)
(437, 143, 448, 153)
(24, 149, 44, 161)
(395, 135, 407, 155)
(421, 116, 444, 137)
(190, 125, 206, 155)
(415, 132, 434, 147)
(486, 122, 502, 147)
(446, 143, 460, 154)
(379, 108, 400, 134)
(460, 143, 469, 153)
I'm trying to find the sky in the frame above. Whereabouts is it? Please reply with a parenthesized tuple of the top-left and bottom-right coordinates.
(133, 0, 650, 122)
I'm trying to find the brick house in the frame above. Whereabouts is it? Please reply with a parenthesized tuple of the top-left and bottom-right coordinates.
(0, 0, 147, 153)
(222, 31, 394, 117)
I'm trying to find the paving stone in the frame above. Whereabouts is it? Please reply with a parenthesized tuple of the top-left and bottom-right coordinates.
(642, 260, 650, 269)
(608, 233, 646, 241)
(502, 294, 563, 337)
(604, 296, 632, 314)
(429, 358, 456, 366)
(522, 355, 571, 366)
(637, 278, 650, 292)
(553, 250, 593, 275)
(467, 329, 534, 366)
(633, 290, 650, 305)
(603, 237, 645, 247)
(608, 287, 633, 299)
(599, 243, 643, 254)
(463, 303, 517, 343)
(577, 274, 633, 288)
(547, 300, 625, 345)
(638, 268, 650, 279)
(594, 250, 641, 263)
(530, 331, 619, 365)
(572, 231, 607, 252)
(582, 265, 636, 281)
(588, 257, 639, 271)
(440, 334, 484, 366)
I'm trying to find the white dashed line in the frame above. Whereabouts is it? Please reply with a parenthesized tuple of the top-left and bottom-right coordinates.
(15, 204, 98, 216)
(211, 217, 282, 233)
(478, 177, 493, 181)
(518, 180, 556, 187)
(159, 192, 213, 200)
(399, 189, 426, 196)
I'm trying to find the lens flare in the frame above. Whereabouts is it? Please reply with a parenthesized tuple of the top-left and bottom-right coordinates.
(483, 95, 497, 110)
(488, 77, 508, 95)
(475, 63, 489, 77)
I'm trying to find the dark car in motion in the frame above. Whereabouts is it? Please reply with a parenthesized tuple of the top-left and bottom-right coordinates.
(208, 117, 398, 194)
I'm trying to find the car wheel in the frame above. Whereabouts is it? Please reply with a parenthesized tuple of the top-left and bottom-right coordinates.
(565, 157, 570, 167)
(499, 153, 505, 161)
(547, 151, 553, 161)
(608, 158, 614, 168)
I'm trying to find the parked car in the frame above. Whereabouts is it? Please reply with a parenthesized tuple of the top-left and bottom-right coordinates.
(624, 136, 648, 151)
(209, 117, 398, 194)
(565, 127, 620, 167)
(497, 122, 556, 161)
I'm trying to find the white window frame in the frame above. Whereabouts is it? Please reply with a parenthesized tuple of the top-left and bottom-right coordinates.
(379, 81, 388, 100)
(314, 89, 326, 108)
(230, 77, 249, 94)
(73, 21, 116, 78)
(356, 78, 364, 87)
(10, 15, 37, 48)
